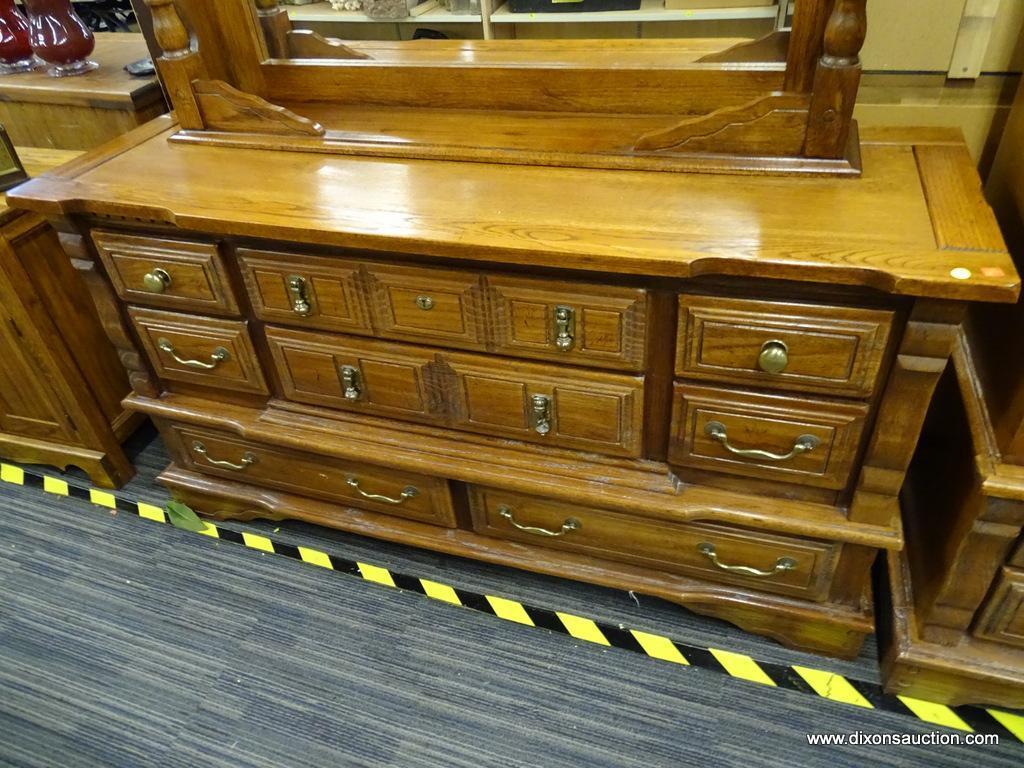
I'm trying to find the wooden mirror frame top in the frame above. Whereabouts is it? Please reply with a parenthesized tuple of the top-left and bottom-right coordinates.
(145, 0, 867, 177)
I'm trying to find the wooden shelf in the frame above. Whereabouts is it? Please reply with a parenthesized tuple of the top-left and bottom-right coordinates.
(287, 2, 481, 23)
(491, 0, 779, 23)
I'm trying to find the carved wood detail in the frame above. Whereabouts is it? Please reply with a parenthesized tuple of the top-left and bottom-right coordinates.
(696, 31, 790, 64)
(254, 0, 293, 60)
(193, 79, 326, 137)
(287, 30, 371, 60)
(142, 0, 206, 130)
(633, 94, 810, 155)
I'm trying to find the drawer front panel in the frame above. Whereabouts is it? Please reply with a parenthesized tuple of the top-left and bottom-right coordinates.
(364, 263, 487, 349)
(266, 327, 443, 423)
(238, 249, 373, 334)
(487, 276, 648, 370)
(974, 568, 1024, 648)
(444, 355, 644, 457)
(130, 307, 268, 394)
(173, 425, 456, 526)
(669, 384, 868, 489)
(676, 295, 895, 397)
(468, 487, 839, 600)
(93, 230, 238, 315)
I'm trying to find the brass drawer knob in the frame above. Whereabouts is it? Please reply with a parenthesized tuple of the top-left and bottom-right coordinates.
(339, 364, 362, 400)
(757, 340, 789, 374)
(554, 305, 575, 351)
(157, 338, 230, 370)
(415, 295, 434, 310)
(697, 542, 797, 578)
(191, 440, 256, 471)
(346, 476, 418, 505)
(142, 267, 171, 294)
(498, 505, 580, 537)
(704, 420, 819, 462)
(287, 274, 312, 316)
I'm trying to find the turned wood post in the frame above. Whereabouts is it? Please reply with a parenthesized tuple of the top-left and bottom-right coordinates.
(143, 0, 207, 130)
(804, 0, 867, 158)
(254, 0, 293, 60)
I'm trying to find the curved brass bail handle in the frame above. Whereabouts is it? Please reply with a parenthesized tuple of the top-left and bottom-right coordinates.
(158, 338, 230, 370)
(697, 543, 797, 578)
(498, 505, 580, 537)
(191, 441, 256, 471)
(704, 421, 819, 462)
(346, 476, 418, 505)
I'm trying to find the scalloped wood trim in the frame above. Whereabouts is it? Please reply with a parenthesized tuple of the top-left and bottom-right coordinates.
(193, 79, 326, 137)
(287, 30, 371, 60)
(633, 93, 810, 154)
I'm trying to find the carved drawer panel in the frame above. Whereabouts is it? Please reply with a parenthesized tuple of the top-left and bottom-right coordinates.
(486, 275, 648, 371)
(676, 295, 895, 397)
(669, 384, 869, 490)
(237, 249, 373, 335)
(468, 486, 840, 600)
(266, 326, 444, 424)
(265, 326, 644, 457)
(129, 307, 268, 394)
(93, 230, 239, 316)
(170, 424, 456, 527)
(443, 351, 645, 458)
(363, 262, 487, 350)
(974, 568, 1024, 648)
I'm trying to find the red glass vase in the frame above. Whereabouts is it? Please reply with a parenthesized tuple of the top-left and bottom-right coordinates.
(23, 0, 97, 77)
(0, 0, 34, 74)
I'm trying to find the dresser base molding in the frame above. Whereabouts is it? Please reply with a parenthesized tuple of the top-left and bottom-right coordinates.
(159, 463, 873, 658)
(879, 549, 1024, 710)
(0, 431, 134, 489)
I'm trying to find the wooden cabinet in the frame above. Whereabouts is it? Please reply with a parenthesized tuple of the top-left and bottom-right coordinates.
(0, 150, 140, 488)
(10, 118, 1018, 660)
(974, 569, 1024, 648)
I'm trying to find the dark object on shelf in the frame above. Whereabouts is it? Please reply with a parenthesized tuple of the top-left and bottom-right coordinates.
(506, 0, 640, 13)
(411, 28, 449, 39)
(76, 0, 136, 32)
(124, 56, 155, 76)
(0, 124, 25, 191)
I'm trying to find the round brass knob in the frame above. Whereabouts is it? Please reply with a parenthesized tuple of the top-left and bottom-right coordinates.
(415, 295, 434, 310)
(142, 268, 171, 294)
(757, 340, 789, 374)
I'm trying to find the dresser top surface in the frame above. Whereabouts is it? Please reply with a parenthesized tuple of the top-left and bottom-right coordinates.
(9, 118, 1018, 303)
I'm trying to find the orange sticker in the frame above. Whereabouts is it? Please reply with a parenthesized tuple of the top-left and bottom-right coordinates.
(981, 267, 1006, 277)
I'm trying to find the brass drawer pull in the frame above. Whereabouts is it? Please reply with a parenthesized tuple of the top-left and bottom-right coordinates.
(757, 339, 789, 374)
(143, 267, 171, 294)
(531, 394, 552, 435)
(191, 440, 256, 470)
(346, 476, 418, 505)
(698, 542, 797, 578)
(157, 338, 230, 370)
(287, 274, 312, 316)
(415, 295, 434, 310)
(553, 305, 575, 351)
(498, 505, 580, 537)
(339, 364, 362, 400)
(704, 420, 819, 462)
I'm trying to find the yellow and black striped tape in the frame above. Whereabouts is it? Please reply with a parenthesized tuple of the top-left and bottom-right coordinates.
(2, 460, 1023, 744)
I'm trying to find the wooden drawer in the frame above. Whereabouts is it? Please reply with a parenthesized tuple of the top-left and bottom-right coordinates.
(265, 326, 644, 457)
(669, 384, 868, 490)
(130, 307, 269, 394)
(364, 262, 487, 350)
(171, 424, 456, 527)
(93, 230, 238, 316)
(487, 275, 648, 371)
(468, 486, 840, 600)
(237, 249, 373, 335)
(974, 568, 1024, 648)
(676, 295, 895, 397)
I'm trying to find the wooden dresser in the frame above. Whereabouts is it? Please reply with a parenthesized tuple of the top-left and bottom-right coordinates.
(0, 148, 139, 487)
(11, 116, 1019, 657)
(879, 86, 1024, 707)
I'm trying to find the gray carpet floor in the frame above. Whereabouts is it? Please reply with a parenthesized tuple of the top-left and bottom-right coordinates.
(1, 423, 1021, 767)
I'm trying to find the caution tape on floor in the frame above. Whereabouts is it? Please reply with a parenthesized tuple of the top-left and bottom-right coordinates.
(2, 460, 1023, 744)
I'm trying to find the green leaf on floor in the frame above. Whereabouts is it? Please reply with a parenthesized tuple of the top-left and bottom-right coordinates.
(165, 500, 207, 532)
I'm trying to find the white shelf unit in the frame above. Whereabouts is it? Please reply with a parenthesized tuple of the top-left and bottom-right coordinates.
(287, 1, 782, 38)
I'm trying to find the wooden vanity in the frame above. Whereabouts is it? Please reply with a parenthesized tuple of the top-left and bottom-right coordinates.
(8, 0, 1021, 657)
